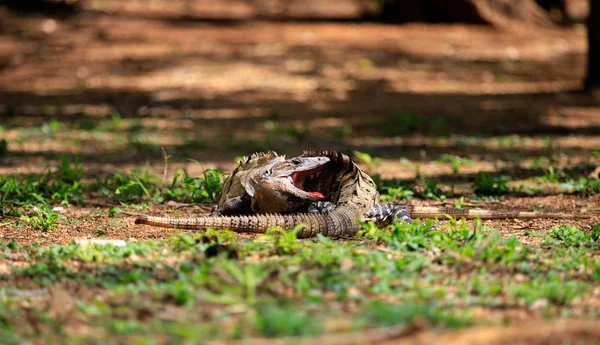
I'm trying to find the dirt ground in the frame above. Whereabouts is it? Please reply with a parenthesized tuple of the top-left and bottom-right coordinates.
(1, 5, 600, 344)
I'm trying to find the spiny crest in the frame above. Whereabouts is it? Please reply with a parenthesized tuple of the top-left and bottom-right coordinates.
(239, 150, 280, 165)
(302, 150, 355, 170)
(302, 149, 338, 158)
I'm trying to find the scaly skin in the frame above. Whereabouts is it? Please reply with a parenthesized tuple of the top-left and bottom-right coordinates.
(213, 150, 283, 216)
(134, 150, 379, 237)
(135, 209, 360, 238)
(213, 151, 329, 215)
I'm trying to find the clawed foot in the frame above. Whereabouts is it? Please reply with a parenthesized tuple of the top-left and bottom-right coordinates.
(364, 203, 412, 226)
(308, 201, 336, 214)
(209, 205, 222, 217)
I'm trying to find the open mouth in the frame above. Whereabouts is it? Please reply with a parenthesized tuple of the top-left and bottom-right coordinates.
(287, 167, 325, 199)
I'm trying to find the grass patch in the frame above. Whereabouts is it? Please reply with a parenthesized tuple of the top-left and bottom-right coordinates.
(19, 204, 65, 231)
(0, 216, 598, 342)
(472, 172, 511, 195)
(1, 157, 227, 214)
(546, 225, 599, 248)
(0, 156, 85, 213)
(0, 147, 598, 342)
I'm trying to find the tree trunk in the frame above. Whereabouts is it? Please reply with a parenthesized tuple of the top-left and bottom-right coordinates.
(585, 0, 600, 90)
(536, 0, 589, 24)
(3, 0, 80, 13)
(373, 0, 554, 27)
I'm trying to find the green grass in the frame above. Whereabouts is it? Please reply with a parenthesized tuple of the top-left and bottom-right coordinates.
(0, 156, 86, 214)
(373, 110, 421, 136)
(371, 111, 453, 136)
(438, 154, 473, 175)
(472, 172, 511, 195)
(327, 125, 352, 142)
(0, 156, 227, 215)
(378, 183, 414, 201)
(352, 150, 382, 169)
(1, 217, 599, 343)
(18, 204, 65, 231)
(0, 139, 7, 156)
(0, 153, 599, 343)
(421, 180, 447, 200)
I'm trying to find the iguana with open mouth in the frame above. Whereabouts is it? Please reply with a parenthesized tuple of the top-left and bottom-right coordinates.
(211, 150, 330, 216)
(133, 150, 379, 237)
(132, 150, 590, 238)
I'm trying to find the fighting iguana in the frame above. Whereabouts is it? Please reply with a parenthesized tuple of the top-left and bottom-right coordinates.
(212, 151, 330, 215)
(132, 150, 589, 238)
(133, 150, 379, 237)
(209, 150, 590, 224)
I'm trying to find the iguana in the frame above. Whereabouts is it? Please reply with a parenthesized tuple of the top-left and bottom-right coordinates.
(133, 150, 379, 238)
(211, 151, 330, 216)
(213, 150, 591, 225)
(132, 150, 590, 238)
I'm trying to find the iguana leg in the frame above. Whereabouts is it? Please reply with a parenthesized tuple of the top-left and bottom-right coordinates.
(308, 202, 411, 225)
(211, 196, 252, 216)
(364, 203, 412, 226)
(307, 201, 336, 214)
(209, 205, 221, 216)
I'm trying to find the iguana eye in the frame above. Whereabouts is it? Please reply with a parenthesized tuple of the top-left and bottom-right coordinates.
(291, 157, 302, 165)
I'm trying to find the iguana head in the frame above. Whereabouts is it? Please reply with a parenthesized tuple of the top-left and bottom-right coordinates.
(217, 149, 377, 216)
(297, 150, 345, 199)
(217, 151, 330, 215)
(254, 149, 371, 213)
(251, 155, 330, 213)
(215, 151, 284, 215)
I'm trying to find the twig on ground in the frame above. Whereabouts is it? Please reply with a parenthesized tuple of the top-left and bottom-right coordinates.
(205, 323, 421, 345)
(161, 147, 171, 183)
(0, 220, 16, 227)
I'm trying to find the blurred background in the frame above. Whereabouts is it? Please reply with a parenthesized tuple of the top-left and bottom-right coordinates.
(3, 3, 600, 342)
(0, 0, 598, 178)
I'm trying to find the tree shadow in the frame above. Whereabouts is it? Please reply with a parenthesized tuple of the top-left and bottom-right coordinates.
(1, 9, 599, 169)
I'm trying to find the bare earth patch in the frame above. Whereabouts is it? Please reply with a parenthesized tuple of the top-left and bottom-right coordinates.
(1, 5, 600, 344)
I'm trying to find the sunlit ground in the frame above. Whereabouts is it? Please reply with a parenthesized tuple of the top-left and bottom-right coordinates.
(1, 6, 600, 344)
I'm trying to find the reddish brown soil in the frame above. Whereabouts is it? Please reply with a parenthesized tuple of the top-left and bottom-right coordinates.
(1, 5, 600, 344)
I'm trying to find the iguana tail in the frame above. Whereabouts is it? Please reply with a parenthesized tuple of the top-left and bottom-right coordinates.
(128, 207, 362, 238)
(406, 206, 591, 220)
